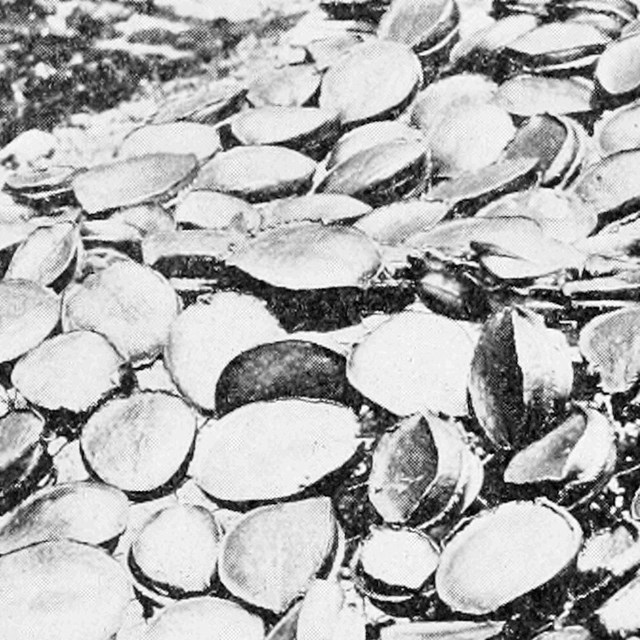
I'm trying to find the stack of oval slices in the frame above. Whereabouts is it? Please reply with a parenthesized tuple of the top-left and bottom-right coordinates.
(9, 0, 640, 637)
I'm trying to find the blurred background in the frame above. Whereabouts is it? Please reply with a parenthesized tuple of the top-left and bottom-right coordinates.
(0, 0, 315, 152)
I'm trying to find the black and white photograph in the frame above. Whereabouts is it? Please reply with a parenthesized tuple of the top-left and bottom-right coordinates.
(0, 0, 639, 638)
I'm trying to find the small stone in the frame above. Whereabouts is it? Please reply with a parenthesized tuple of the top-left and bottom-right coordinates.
(34, 62, 57, 80)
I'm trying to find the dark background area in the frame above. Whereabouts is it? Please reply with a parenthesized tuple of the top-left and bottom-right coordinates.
(0, 0, 304, 146)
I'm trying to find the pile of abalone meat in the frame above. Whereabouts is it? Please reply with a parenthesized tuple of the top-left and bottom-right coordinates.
(5, 0, 640, 638)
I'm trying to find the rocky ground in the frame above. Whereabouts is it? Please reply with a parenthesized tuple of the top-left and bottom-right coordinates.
(0, 0, 318, 165)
